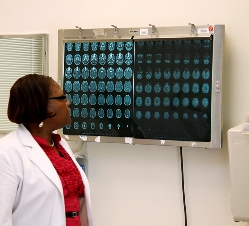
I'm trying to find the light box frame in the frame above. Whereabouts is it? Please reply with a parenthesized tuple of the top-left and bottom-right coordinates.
(58, 24, 224, 148)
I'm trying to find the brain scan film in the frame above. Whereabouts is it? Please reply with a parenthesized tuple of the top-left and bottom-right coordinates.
(63, 38, 213, 141)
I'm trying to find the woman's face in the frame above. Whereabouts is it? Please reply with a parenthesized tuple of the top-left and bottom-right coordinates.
(46, 80, 71, 130)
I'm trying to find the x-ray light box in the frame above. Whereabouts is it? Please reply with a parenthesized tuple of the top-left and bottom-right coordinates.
(58, 24, 224, 148)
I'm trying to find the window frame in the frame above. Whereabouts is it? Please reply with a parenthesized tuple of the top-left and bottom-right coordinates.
(0, 33, 49, 134)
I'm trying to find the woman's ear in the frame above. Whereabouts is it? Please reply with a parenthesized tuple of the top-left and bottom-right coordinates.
(47, 111, 56, 118)
(47, 103, 56, 118)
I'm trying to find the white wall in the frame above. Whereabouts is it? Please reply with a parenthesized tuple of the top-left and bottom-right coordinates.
(1, 0, 249, 225)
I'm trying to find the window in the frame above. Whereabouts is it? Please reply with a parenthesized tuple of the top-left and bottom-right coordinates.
(0, 34, 48, 133)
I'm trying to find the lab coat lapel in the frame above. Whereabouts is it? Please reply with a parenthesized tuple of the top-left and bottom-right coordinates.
(17, 124, 63, 196)
(28, 145, 63, 195)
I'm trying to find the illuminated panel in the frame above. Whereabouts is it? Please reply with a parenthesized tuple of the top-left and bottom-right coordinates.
(62, 38, 213, 141)
(133, 38, 213, 141)
(63, 41, 134, 137)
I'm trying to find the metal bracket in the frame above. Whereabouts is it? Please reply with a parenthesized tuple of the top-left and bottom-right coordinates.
(215, 81, 221, 93)
(76, 26, 82, 38)
(149, 24, 155, 36)
(111, 25, 118, 37)
(188, 23, 196, 35)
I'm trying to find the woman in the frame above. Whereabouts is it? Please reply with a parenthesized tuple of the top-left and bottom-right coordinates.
(0, 74, 93, 226)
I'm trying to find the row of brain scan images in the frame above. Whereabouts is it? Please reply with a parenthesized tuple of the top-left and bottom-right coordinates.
(66, 93, 209, 109)
(64, 66, 211, 80)
(65, 52, 211, 66)
(64, 80, 210, 95)
(65, 40, 212, 52)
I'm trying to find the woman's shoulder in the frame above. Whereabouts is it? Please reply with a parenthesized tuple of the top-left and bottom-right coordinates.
(0, 125, 32, 155)
(0, 130, 24, 161)
(0, 130, 19, 145)
(0, 124, 26, 145)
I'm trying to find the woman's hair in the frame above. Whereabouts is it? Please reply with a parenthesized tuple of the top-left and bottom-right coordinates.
(8, 73, 54, 124)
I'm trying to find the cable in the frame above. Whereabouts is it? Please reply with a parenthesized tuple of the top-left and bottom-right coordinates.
(180, 146, 187, 226)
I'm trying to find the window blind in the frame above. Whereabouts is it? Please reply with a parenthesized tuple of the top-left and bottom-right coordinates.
(0, 34, 48, 133)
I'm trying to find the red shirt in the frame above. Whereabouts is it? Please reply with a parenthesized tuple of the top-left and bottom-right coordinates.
(33, 134, 84, 226)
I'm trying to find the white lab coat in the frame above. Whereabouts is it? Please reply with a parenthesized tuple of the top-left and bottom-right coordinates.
(0, 124, 93, 226)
